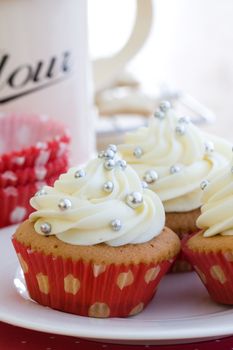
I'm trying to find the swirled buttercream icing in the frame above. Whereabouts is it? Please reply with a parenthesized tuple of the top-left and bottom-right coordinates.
(197, 161, 233, 237)
(118, 102, 232, 212)
(29, 147, 165, 246)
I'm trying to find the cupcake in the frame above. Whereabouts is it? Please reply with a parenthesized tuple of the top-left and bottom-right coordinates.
(118, 102, 232, 271)
(183, 159, 233, 304)
(12, 146, 180, 318)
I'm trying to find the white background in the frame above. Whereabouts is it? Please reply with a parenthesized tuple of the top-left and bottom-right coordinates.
(89, 0, 233, 141)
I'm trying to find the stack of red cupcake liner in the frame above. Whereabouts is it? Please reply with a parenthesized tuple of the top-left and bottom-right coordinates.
(0, 113, 70, 228)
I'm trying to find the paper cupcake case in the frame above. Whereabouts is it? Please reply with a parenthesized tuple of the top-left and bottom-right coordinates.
(12, 239, 174, 318)
(0, 113, 70, 172)
(183, 239, 233, 304)
(0, 155, 68, 187)
(0, 171, 66, 228)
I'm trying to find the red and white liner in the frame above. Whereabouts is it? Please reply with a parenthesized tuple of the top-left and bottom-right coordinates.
(0, 113, 70, 172)
(183, 234, 233, 304)
(0, 155, 68, 187)
(12, 239, 175, 318)
(0, 170, 67, 228)
(0, 113, 70, 228)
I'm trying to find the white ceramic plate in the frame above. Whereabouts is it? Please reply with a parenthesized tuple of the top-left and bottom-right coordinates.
(1, 225, 233, 345)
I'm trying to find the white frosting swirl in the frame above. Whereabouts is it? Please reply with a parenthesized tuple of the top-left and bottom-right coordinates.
(118, 108, 232, 212)
(29, 153, 165, 246)
(197, 161, 233, 237)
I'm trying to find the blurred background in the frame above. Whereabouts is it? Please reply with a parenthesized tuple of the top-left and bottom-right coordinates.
(89, 0, 233, 142)
(1, 0, 233, 227)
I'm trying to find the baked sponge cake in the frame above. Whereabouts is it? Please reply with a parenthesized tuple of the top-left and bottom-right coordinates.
(12, 145, 180, 318)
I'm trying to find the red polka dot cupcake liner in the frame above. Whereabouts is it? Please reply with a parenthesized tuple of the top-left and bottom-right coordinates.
(0, 113, 70, 172)
(183, 236, 233, 304)
(0, 171, 66, 228)
(0, 155, 69, 188)
(12, 239, 174, 318)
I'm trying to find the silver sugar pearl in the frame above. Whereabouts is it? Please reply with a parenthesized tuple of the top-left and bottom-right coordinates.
(103, 181, 114, 193)
(58, 198, 72, 211)
(117, 159, 127, 170)
(126, 192, 143, 209)
(98, 151, 105, 158)
(104, 149, 115, 159)
(110, 219, 122, 231)
(40, 222, 52, 235)
(141, 181, 148, 189)
(204, 141, 215, 154)
(133, 146, 143, 159)
(143, 170, 159, 184)
(159, 100, 171, 112)
(104, 159, 116, 170)
(175, 124, 186, 136)
(178, 116, 190, 124)
(154, 110, 165, 120)
(74, 169, 86, 178)
(200, 179, 209, 190)
(108, 144, 117, 153)
(170, 164, 181, 174)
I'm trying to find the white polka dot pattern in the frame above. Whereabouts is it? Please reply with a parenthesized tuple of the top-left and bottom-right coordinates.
(224, 251, 233, 262)
(10, 206, 26, 224)
(57, 142, 68, 157)
(93, 264, 106, 277)
(64, 274, 80, 295)
(13, 239, 173, 319)
(2, 171, 17, 181)
(117, 270, 134, 290)
(36, 142, 47, 150)
(35, 150, 50, 166)
(210, 265, 227, 284)
(144, 266, 160, 284)
(34, 166, 47, 181)
(3, 187, 18, 196)
(12, 156, 25, 165)
(129, 302, 144, 316)
(36, 273, 50, 294)
(88, 302, 110, 318)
